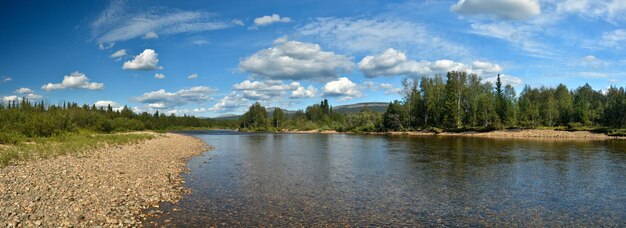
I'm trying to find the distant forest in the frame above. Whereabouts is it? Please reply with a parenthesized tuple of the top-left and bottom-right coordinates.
(239, 71, 626, 135)
(4, 70, 626, 144)
(0, 101, 237, 144)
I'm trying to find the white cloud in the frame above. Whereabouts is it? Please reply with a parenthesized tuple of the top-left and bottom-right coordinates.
(210, 92, 249, 112)
(291, 85, 317, 98)
(41, 71, 104, 91)
(483, 74, 524, 86)
(232, 19, 245, 26)
(154, 73, 165, 79)
(131, 86, 217, 108)
(25, 94, 42, 100)
(579, 55, 609, 68)
(358, 48, 503, 77)
(469, 22, 554, 58)
(239, 39, 354, 81)
(582, 55, 597, 62)
(189, 36, 209, 45)
(600, 29, 626, 49)
(91, 0, 230, 45)
(15, 88, 33, 94)
(11, 88, 43, 100)
(142, 31, 159, 39)
(94, 100, 120, 108)
(578, 72, 608, 78)
(253, 14, 291, 27)
(110, 49, 127, 59)
(556, 0, 626, 22)
(322, 77, 363, 101)
(149, 103, 167, 109)
(297, 17, 469, 57)
(232, 80, 316, 100)
(2, 96, 19, 102)
(1, 76, 11, 83)
(187, 73, 198, 79)
(362, 81, 401, 95)
(122, 49, 163, 70)
(451, 0, 541, 20)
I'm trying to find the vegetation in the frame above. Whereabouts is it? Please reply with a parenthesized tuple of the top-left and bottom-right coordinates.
(0, 131, 155, 167)
(238, 71, 626, 134)
(0, 100, 237, 145)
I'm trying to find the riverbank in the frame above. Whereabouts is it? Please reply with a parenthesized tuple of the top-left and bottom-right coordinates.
(282, 129, 618, 139)
(0, 133, 210, 227)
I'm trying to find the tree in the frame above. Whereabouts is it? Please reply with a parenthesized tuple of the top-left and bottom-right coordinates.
(240, 102, 268, 129)
(272, 108, 285, 128)
(383, 100, 407, 131)
(444, 71, 466, 128)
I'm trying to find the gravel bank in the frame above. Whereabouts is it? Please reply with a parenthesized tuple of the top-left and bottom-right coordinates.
(0, 133, 209, 227)
(283, 129, 616, 139)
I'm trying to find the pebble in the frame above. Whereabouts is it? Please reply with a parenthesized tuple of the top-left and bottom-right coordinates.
(0, 133, 210, 227)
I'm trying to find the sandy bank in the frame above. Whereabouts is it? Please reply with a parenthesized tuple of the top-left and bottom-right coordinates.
(283, 129, 617, 140)
(0, 133, 210, 227)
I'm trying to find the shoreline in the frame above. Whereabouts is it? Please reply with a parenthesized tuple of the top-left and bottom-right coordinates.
(0, 132, 211, 227)
(281, 129, 619, 140)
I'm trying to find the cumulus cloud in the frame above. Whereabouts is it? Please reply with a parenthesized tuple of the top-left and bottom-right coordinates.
(358, 48, 503, 77)
(15, 88, 33, 94)
(233, 80, 316, 100)
(91, 0, 230, 46)
(154, 73, 165, 79)
(122, 49, 163, 70)
(1, 76, 11, 83)
(94, 100, 120, 108)
(253, 14, 291, 27)
(239, 40, 354, 81)
(187, 73, 198, 79)
(322, 77, 363, 101)
(291, 85, 317, 98)
(210, 92, 249, 112)
(41, 72, 104, 91)
(451, 0, 541, 20)
(297, 17, 469, 57)
(131, 86, 217, 109)
(142, 31, 159, 39)
(483, 74, 524, 86)
(2, 96, 19, 103)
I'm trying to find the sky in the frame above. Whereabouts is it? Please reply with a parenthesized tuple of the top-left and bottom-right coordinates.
(0, 0, 625, 117)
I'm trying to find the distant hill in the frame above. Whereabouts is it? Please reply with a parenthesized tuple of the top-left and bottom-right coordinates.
(211, 102, 390, 121)
(332, 102, 389, 113)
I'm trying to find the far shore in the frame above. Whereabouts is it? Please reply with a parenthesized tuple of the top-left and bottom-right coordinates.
(280, 129, 620, 140)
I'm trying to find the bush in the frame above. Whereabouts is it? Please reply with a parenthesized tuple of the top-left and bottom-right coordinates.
(0, 132, 25, 145)
(425, 127, 443, 134)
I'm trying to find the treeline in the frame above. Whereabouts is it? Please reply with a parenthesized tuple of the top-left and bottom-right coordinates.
(0, 100, 237, 144)
(239, 71, 626, 134)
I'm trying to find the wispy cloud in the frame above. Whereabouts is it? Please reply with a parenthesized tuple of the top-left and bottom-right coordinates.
(90, 0, 230, 45)
(297, 17, 470, 58)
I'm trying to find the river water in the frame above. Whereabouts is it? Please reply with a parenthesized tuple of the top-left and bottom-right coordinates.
(148, 130, 626, 226)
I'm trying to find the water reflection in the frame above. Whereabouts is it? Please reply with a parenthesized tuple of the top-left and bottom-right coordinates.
(148, 131, 626, 226)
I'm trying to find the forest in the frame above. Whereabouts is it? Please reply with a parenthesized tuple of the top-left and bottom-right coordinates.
(239, 71, 626, 136)
(3, 70, 626, 145)
(0, 100, 237, 144)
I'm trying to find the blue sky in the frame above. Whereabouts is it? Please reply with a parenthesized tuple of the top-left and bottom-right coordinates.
(0, 0, 625, 117)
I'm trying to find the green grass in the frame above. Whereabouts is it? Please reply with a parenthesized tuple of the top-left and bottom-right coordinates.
(0, 131, 155, 168)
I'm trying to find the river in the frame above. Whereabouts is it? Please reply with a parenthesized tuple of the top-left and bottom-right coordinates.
(148, 130, 626, 226)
